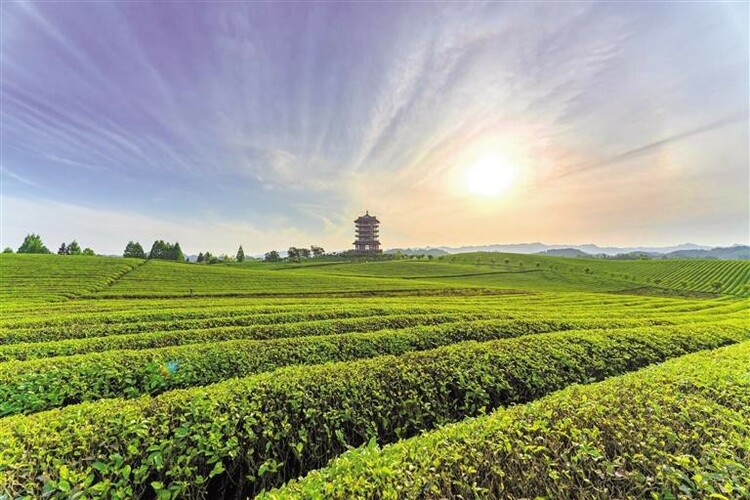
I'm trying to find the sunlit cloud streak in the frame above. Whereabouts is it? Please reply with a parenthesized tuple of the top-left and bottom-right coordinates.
(547, 111, 749, 182)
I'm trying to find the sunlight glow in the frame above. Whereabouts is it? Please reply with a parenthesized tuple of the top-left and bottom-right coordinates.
(466, 155, 516, 197)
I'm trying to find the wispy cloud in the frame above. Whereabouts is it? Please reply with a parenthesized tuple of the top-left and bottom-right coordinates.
(1, 1, 747, 251)
(546, 110, 750, 182)
(2, 168, 39, 188)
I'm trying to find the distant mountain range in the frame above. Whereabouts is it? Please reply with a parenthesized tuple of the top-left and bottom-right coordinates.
(384, 248, 450, 257)
(386, 243, 749, 260)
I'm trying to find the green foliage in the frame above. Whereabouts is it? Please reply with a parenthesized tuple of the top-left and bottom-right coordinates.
(0, 311, 518, 362)
(264, 250, 281, 262)
(66, 240, 82, 255)
(172, 242, 185, 262)
(148, 241, 185, 262)
(0, 254, 141, 301)
(287, 246, 311, 261)
(441, 252, 750, 297)
(2, 247, 13, 254)
(17, 233, 50, 254)
(1, 325, 747, 498)
(236, 245, 245, 262)
(82, 248, 95, 256)
(0, 317, 653, 415)
(148, 240, 167, 259)
(267, 341, 750, 499)
(123, 241, 146, 259)
(0, 252, 748, 498)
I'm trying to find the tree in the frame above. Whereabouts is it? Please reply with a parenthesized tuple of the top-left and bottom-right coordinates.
(236, 246, 245, 262)
(197, 252, 205, 263)
(64, 240, 81, 255)
(57, 243, 67, 255)
(171, 242, 185, 262)
(17, 234, 50, 254)
(2, 247, 13, 254)
(310, 245, 325, 257)
(67, 240, 82, 255)
(265, 250, 281, 262)
(123, 241, 146, 259)
(504, 258, 510, 266)
(299, 247, 311, 259)
(149, 240, 168, 260)
(82, 247, 95, 256)
(287, 247, 301, 261)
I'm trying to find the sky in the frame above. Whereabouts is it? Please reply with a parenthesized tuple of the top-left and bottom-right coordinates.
(1, 1, 748, 255)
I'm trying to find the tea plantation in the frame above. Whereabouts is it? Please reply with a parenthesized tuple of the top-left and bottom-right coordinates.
(0, 253, 748, 498)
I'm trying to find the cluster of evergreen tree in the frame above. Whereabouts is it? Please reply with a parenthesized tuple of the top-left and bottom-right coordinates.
(195, 246, 244, 264)
(123, 241, 146, 259)
(57, 240, 94, 256)
(9, 234, 270, 265)
(147, 240, 185, 261)
(196, 252, 219, 264)
(123, 240, 186, 261)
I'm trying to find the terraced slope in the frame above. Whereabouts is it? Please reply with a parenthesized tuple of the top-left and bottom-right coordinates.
(92, 260, 455, 298)
(0, 254, 142, 302)
(441, 252, 750, 296)
(0, 254, 747, 499)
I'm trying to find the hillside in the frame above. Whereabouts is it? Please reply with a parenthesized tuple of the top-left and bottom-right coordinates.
(0, 254, 143, 303)
(534, 248, 591, 258)
(662, 245, 750, 260)
(440, 252, 750, 296)
(430, 242, 714, 256)
(0, 252, 748, 498)
(3, 253, 749, 303)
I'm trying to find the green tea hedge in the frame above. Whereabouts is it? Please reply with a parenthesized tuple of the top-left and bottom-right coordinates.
(2, 317, 671, 416)
(264, 341, 750, 499)
(0, 307, 472, 344)
(0, 318, 593, 416)
(0, 312, 489, 362)
(1, 323, 746, 498)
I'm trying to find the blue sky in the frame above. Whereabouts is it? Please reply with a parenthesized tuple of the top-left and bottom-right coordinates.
(1, 1, 748, 254)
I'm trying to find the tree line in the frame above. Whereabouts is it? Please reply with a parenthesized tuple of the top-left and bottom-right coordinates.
(264, 246, 325, 262)
(4, 234, 96, 256)
(5, 234, 328, 264)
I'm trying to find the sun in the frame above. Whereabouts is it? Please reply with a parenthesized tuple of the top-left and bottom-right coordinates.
(466, 154, 516, 197)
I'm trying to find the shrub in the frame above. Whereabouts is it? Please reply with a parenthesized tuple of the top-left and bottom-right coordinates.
(0, 318, 629, 416)
(265, 341, 750, 499)
(0, 324, 746, 498)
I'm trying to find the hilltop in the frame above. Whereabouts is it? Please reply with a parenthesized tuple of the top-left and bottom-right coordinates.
(3, 251, 748, 303)
(388, 243, 749, 260)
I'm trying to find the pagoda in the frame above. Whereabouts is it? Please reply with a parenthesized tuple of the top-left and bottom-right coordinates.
(353, 211, 381, 253)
